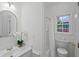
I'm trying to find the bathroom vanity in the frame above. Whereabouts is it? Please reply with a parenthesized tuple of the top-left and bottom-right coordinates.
(0, 10, 32, 57)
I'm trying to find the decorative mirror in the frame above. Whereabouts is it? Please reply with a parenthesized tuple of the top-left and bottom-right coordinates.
(0, 10, 17, 37)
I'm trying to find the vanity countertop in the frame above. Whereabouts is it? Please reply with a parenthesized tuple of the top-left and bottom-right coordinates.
(12, 45, 32, 57)
(0, 45, 32, 57)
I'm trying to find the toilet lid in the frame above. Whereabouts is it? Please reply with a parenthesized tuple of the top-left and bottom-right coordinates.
(57, 48, 68, 54)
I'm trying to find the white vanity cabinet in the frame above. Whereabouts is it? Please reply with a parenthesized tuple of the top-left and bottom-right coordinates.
(20, 49, 32, 57)
(12, 45, 32, 57)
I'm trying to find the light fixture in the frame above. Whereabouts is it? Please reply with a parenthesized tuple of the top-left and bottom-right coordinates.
(8, 2, 16, 10)
(3, 2, 9, 7)
(8, 2, 13, 7)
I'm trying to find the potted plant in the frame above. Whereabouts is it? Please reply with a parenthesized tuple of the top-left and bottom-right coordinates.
(17, 39, 24, 47)
(16, 32, 24, 47)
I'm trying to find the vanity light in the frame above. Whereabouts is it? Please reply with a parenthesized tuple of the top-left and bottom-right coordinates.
(8, 2, 16, 10)
(3, 2, 15, 10)
(10, 4, 16, 10)
(3, 2, 16, 10)
(3, 2, 9, 7)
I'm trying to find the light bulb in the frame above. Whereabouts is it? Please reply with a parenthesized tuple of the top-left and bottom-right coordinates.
(10, 4, 16, 10)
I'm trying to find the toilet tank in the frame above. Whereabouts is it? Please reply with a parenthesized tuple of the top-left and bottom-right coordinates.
(55, 39, 69, 49)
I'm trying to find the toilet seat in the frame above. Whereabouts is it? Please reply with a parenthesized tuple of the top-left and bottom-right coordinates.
(57, 48, 68, 55)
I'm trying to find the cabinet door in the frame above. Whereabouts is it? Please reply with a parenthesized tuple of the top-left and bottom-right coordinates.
(20, 50, 32, 57)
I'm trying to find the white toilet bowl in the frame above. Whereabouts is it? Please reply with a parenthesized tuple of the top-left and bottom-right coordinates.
(57, 48, 68, 57)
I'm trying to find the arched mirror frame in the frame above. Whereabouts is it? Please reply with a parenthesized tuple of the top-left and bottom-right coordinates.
(0, 10, 17, 37)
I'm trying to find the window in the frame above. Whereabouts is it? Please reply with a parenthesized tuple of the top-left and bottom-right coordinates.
(57, 15, 70, 32)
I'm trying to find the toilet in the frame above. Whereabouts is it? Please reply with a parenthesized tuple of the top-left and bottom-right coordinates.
(57, 48, 68, 57)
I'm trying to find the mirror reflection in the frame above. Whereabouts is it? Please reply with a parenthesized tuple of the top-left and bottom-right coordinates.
(0, 10, 17, 37)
